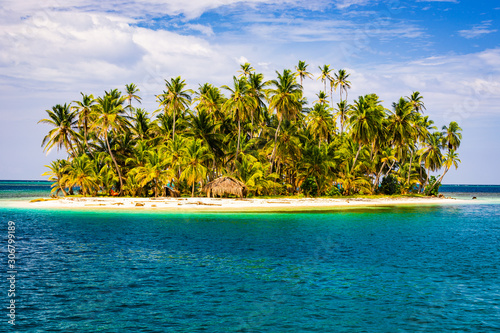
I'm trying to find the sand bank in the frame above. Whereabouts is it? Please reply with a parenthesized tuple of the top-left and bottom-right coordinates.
(23, 196, 465, 212)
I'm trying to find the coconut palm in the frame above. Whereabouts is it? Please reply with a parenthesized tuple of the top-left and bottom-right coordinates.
(91, 91, 128, 195)
(333, 69, 351, 103)
(307, 103, 335, 147)
(429, 149, 460, 193)
(134, 148, 173, 197)
(314, 91, 329, 106)
(317, 64, 332, 95)
(387, 97, 416, 186)
(63, 154, 97, 196)
(418, 132, 443, 191)
(72, 93, 95, 150)
(39, 104, 78, 157)
(124, 83, 141, 110)
(266, 69, 303, 172)
(348, 94, 385, 169)
(222, 76, 257, 160)
(247, 73, 268, 135)
(166, 136, 187, 186)
(238, 62, 254, 78)
(180, 139, 212, 196)
(131, 108, 152, 140)
(442, 121, 462, 151)
(295, 60, 313, 87)
(158, 76, 192, 141)
(406, 91, 426, 114)
(194, 83, 225, 121)
(42, 159, 69, 196)
(335, 100, 349, 134)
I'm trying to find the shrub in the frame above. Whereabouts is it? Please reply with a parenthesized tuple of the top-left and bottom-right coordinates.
(380, 174, 400, 195)
(301, 176, 318, 197)
(326, 186, 342, 197)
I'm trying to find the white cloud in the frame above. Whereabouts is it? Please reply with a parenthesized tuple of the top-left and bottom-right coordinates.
(335, 0, 371, 9)
(458, 20, 497, 39)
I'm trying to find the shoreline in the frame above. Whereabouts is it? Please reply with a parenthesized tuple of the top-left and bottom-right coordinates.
(18, 196, 468, 212)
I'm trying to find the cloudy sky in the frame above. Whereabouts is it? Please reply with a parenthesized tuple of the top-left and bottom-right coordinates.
(1, 0, 499, 184)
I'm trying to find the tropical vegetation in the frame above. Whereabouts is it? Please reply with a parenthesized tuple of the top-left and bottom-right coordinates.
(39, 61, 462, 197)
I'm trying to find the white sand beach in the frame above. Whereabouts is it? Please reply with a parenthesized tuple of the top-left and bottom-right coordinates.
(24, 196, 465, 212)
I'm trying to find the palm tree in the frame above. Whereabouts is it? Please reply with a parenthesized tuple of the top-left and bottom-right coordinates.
(222, 76, 257, 160)
(337, 164, 371, 196)
(39, 104, 78, 157)
(72, 93, 95, 150)
(418, 132, 443, 191)
(42, 159, 69, 196)
(186, 108, 224, 176)
(63, 154, 97, 196)
(266, 69, 303, 172)
(406, 91, 426, 114)
(333, 69, 351, 103)
(335, 100, 349, 134)
(442, 121, 462, 151)
(238, 62, 254, 78)
(166, 136, 187, 187)
(307, 103, 335, 147)
(314, 91, 329, 106)
(158, 76, 192, 141)
(429, 149, 460, 193)
(124, 83, 142, 110)
(134, 148, 172, 197)
(387, 97, 416, 186)
(180, 139, 212, 196)
(317, 65, 333, 99)
(194, 83, 225, 121)
(348, 94, 385, 169)
(295, 60, 313, 87)
(91, 91, 128, 195)
(247, 73, 268, 135)
(372, 147, 397, 192)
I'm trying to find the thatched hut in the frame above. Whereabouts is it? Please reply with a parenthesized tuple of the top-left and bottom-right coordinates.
(202, 177, 248, 198)
(163, 186, 180, 197)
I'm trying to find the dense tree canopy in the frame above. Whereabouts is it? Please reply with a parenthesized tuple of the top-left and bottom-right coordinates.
(40, 61, 462, 197)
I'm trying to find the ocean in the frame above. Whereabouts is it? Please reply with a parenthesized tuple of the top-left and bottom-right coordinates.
(1, 181, 499, 332)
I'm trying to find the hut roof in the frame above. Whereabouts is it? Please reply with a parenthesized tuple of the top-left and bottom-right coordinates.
(202, 176, 248, 198)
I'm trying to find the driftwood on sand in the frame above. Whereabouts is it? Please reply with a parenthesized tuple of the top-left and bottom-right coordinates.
(202, 177, 248, 198)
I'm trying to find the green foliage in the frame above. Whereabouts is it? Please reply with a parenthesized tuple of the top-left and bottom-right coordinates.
(301, 176, 318, 197)
(425, 176, 441, 196)
(325, 186, 341, 197)
(38, 69, 463, 198)
(379, 174, 400, 195)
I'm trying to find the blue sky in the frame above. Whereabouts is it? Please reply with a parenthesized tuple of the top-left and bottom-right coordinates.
(1, 0, 499, 184)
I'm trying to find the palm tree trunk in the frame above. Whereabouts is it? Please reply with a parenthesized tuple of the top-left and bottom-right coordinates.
(270, 117, 283, 172)
(372, 161, 387, 193)
(172, 110, 176, 141)
(407, 149, 414, 188)
(105, 132, 123, 195)
(236, 117, 241, 160)
(428, 167, 449, 194)
(423, 168, 431, 195)
(192, 181, 195, 197)
(352, 144, 363, 170)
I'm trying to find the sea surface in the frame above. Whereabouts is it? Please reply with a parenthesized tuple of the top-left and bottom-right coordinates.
(0, 181, 499, 332)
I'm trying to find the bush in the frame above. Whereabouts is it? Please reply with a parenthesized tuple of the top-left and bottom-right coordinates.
(379, 174, 400, 195)
(301, 176, 318, 197)
(425, 176, 441, 196)
(326, 186, 342, 197)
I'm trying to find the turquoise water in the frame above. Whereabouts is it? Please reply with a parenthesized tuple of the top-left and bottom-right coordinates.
(1, 181, 499, 332)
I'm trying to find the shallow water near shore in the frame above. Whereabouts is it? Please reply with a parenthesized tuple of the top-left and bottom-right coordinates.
(1, 181, 499, 332)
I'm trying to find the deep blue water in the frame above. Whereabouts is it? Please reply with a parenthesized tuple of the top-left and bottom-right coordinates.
(1, 182, 499, 332)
